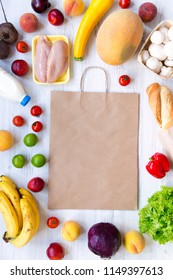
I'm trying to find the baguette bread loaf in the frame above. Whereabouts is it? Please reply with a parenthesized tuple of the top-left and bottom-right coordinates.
(146, 83, 173, 130)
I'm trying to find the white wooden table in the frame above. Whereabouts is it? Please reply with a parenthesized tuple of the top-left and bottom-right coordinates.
(0, 0, 173, 260)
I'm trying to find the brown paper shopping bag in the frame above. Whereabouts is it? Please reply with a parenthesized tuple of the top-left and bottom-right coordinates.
(48, 67, 139, 210)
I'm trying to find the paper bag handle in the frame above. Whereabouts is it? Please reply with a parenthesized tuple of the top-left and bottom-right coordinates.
(80, 66, 109, 93)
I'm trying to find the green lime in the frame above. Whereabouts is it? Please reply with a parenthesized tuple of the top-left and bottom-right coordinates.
(31, 154, 46, 168)
(23, 133, 38, 147)
(12, 154, 25, 168)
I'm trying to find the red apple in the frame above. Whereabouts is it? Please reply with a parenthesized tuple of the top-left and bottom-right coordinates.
(46, 243, 65, 260)
(48, 9, 64, 26)
(138, 2, 157, 22)
(27, 177, 45, 192)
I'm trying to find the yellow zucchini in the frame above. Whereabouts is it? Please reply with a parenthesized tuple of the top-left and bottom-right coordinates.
(74, 0, 114, 61)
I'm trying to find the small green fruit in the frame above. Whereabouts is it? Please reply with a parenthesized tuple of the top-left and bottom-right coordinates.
(23, 133, 38, 147)
(12, 154, 25, 168)
(31, 154, 46, 167)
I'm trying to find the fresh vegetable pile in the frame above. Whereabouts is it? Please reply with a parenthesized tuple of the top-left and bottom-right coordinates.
(139, 186, 173, 244)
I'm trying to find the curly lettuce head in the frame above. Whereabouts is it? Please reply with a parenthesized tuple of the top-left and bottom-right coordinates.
(139, 186, 173, 244)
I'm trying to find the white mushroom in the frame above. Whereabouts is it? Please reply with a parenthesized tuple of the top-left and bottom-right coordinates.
(168, 26, 173, 41)
(164, 58, 173, 67)
(160, 66, 173, 77)
(148, 43, 167, 61)
(146, 57, 163, 73)
(164, 41, 173, 57)
(150, 31, 165, 44)
(159, 26, 169, 44)
(141, 50, 150, 64)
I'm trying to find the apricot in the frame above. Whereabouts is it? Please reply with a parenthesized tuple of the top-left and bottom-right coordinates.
(20, 13, 39, 33)
(63, 0, 85, 17)
(62, 220, 81, 241)
(0, 130, 14, 151)
(123, 230, 145, 254)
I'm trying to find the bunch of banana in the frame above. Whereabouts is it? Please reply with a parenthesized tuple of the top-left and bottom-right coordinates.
(0, 175, 40, 248)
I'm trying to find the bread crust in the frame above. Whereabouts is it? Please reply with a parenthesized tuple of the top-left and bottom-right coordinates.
(146, 83, 162, 127)
(160, 86, 173, 130)
(146, 83, 173, 130)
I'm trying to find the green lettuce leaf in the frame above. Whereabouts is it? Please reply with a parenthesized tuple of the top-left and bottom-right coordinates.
(139, 186, 173, 244)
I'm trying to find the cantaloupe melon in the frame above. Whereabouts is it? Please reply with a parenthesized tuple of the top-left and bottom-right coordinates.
(96, 10, 144, 65)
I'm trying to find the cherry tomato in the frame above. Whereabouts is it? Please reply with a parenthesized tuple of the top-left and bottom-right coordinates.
(119, 75, 131, 86)
(30, 105, 43, 117)
(16, 41, 29, 53)
(47, 217, 60, 229)
(119, 0, 131, 9)
(12, 115, 25, 127)
(11, 59, 29, 77)
(32, 121, 43, 132)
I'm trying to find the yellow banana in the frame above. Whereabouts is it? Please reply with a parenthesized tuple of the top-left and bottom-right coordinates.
(6, 197, 36, 248)
(0, 190, 19, 238)
(0, 175, 17, 189)
(0, 180, 23, 230)
(74, 0, 114, 60)
(19, 188, 40, 233)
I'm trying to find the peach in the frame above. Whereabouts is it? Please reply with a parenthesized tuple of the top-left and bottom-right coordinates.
(63, 0, 85, 17)
(123, 230, 145, 254)
(61, 220, 81, 241)
(20, 13, 39, 33)
(0, 130, 14, 151)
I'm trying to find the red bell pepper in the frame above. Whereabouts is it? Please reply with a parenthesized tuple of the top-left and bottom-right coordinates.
(146, 152, 170, 179)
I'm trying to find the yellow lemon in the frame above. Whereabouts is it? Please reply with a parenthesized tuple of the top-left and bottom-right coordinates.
(62, 220, 81, 241)
(0, 130, 14, 151)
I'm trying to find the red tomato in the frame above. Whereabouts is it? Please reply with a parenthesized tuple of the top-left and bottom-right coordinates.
(12, 115, 25, 127)
(47, 217, 60, 229)
(119, 75, 131, 86)
(146, 152, 170, 179)
(119, 0, 131, 9)
(30, 105, 43, 117)
(16, 41, 29, 53)
(32, 121, 43, 132)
